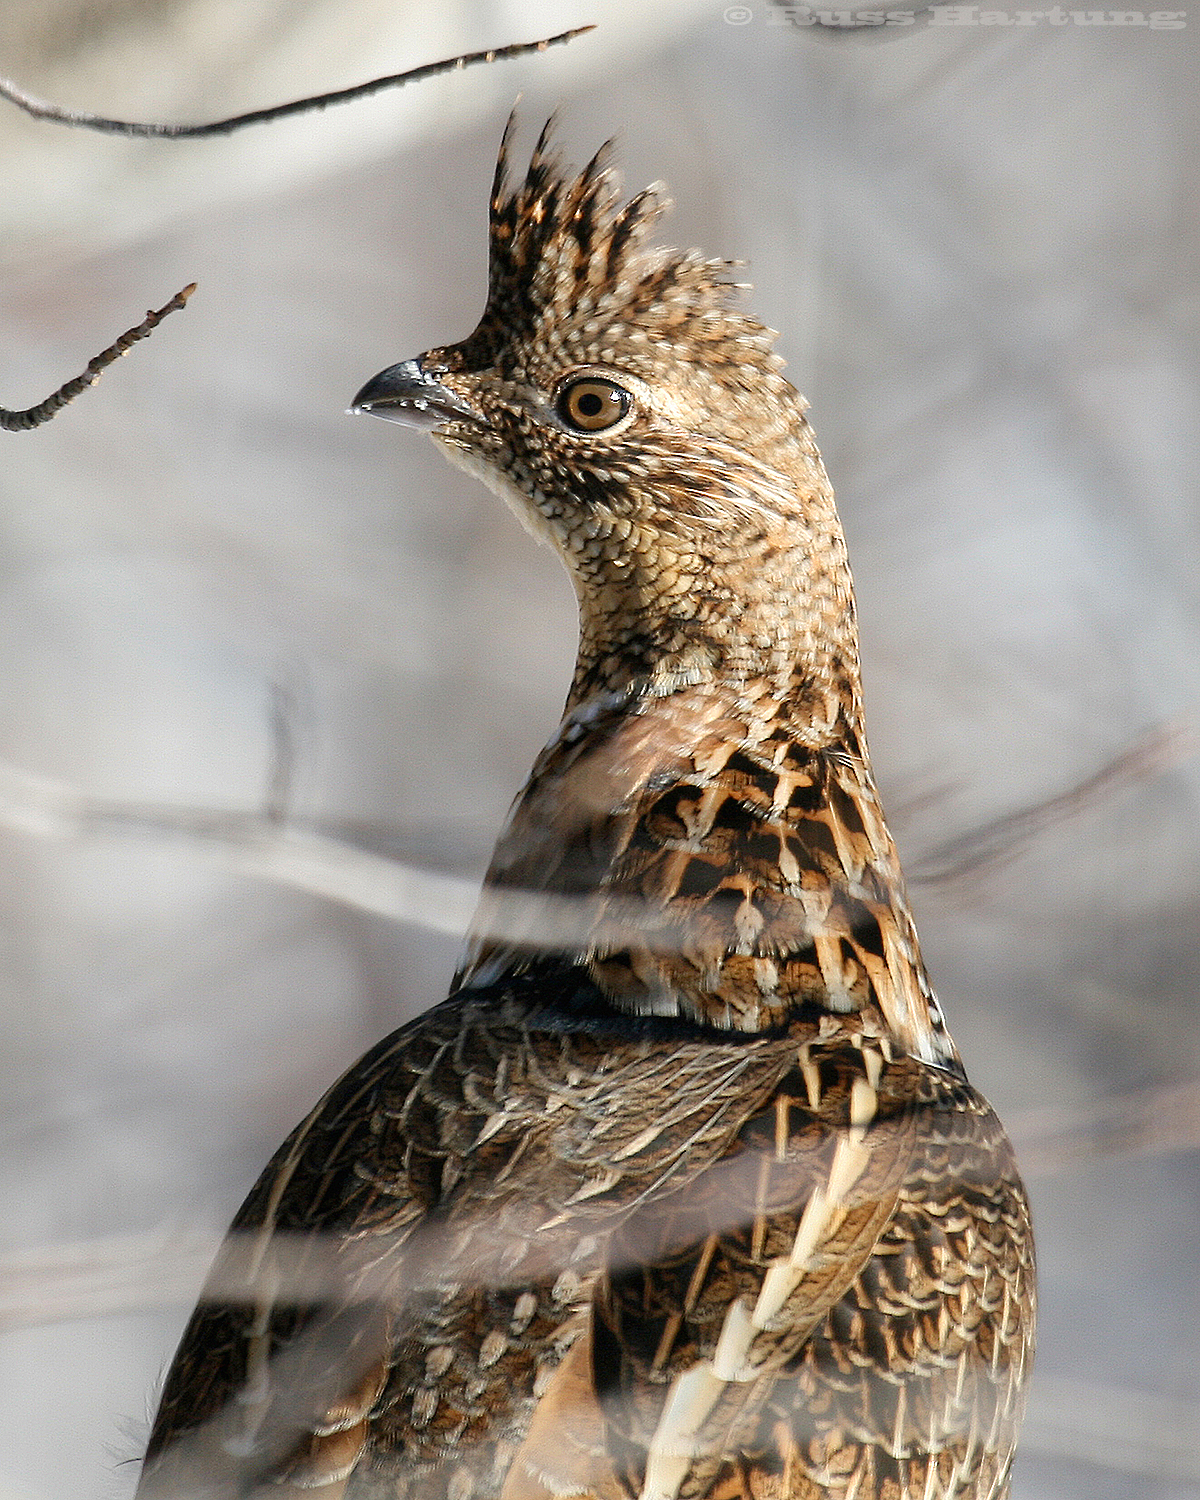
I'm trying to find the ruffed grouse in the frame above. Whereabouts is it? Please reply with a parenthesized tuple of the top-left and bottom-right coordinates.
(138, 122, 1035, 1500)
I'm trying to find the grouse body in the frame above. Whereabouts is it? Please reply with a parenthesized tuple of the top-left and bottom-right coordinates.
(138, 121, 1035, 1500)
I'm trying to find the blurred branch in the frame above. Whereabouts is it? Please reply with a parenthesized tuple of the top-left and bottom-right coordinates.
(0, 758, 714, 951)
(911, 717, 1196, 888)
(5, 1067, 1199, 1329)
(1023, 1373, 1200, 1482)
(2, 1231, 1197, 1483)
(0, 715, 1194, 950)
(3, 1225, 1197, 1480)
(0, 28, 593, 139)
(1, 282, 194, 431)
(1010, 1077, 1200, 1177)
(0, 755, 481, 934)
(265, 666, 308, 828)
(0, 1228, 221, 1329)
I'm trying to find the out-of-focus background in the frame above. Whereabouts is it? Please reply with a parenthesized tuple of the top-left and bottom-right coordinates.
(0, 3, 1196, 1496)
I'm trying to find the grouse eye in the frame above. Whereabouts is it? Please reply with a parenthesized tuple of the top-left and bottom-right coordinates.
(555, 376, 632, 433)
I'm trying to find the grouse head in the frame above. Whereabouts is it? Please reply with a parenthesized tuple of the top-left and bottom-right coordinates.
(353, 119, 859, 727)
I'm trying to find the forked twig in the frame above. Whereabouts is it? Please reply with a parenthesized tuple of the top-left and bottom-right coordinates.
(0, 28, 593, 139)
(1, 28, 592, 429)
(1, 283, 195, 431)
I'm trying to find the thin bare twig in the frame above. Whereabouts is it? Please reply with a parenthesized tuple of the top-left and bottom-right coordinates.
(1, 282, 195, 431)
(0, 28, 593, 139)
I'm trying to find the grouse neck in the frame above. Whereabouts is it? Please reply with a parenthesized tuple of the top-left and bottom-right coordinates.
(561, 495, 866, 742)
(460, 675, 960, 1070)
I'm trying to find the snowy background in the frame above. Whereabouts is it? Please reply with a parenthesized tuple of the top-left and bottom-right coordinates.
(0, 2, 1197, 1496)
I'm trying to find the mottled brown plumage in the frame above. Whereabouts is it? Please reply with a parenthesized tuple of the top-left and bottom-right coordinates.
(138, 121, 1034, 1500)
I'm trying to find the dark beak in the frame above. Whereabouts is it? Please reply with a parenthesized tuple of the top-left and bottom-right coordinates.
(349, 358, 478, 429)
